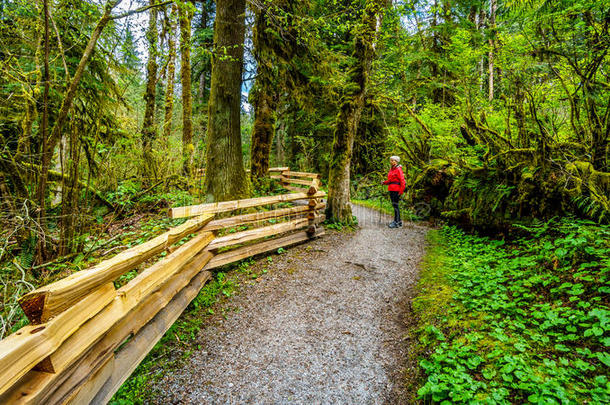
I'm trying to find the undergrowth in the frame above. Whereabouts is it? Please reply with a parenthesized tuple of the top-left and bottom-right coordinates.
(0, 213, 186, 339)
(413, 219, 610, 404)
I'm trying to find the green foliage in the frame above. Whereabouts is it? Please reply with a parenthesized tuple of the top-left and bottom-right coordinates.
(106, 180, 195, 211)
(324, 215, 359, 230)
(414, 220, 610, 404)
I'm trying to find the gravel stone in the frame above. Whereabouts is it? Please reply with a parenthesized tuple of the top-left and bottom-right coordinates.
(151, 204, 429, 404)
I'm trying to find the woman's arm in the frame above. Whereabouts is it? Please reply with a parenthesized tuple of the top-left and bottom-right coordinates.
(382, 170, 391, 184)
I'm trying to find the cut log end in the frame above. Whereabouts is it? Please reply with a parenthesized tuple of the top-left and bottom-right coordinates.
(33, 356, 55, 373)
(18, 293, 46, 324)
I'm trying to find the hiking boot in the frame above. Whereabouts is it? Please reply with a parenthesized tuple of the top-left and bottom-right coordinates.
(388, 221, 398, 228)
(397, 221, 403, 227)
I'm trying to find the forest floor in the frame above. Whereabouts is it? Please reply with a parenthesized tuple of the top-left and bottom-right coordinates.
(148, 204, 429, 403)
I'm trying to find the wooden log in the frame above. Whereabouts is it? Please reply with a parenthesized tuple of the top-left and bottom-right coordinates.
(307, 205, 326, 221)
(0, 249, 215, 404)
(205, 228, 325, 270)
(308, 214, 326, 235)
(169, 191, 326, 218)
(19, 214, 214, 323)
(64, 355, 114, 405)
(207, 218, 309, 251)
(269, 175, 282, 180)
(308, 198, 321, 208)
(307, 186, 325, 236)
(84, 269, 214, 405)
(308, 178, 321, 195)
(36, 232, 214, 374)
(279, 169, 289, 189)
(203, 205, 311, 231)
(282, 171, 320, 179)
(282, 184, 308, 193)
(0, 284, 116, 395)
(308, 196, 315, 224)
(280, 176, 313, 186)
(268, 167, 289, 172)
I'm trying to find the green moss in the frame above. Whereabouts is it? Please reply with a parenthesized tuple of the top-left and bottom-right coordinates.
(411, 230, 454, 326)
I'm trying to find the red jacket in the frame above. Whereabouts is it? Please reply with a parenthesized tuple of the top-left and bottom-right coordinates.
(383, 165, 406, 194)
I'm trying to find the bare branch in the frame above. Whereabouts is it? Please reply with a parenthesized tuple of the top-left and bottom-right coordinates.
(111, 0, 173, 20)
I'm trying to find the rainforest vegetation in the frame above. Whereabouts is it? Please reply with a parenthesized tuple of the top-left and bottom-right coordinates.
(0, 0, 608, 402)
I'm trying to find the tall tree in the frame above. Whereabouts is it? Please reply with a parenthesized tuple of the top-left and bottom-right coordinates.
(326, 0, 386, 223)
(193, 0, 214, 143)
(163, 4, 178, 140)
(36, 0, 51, 260)
(488, 0, 496, 101)
(141, 0, 159, 181)
(249, 2, 278, 182)
(203, 0, 249, 201)
(179, 0, 194, 175)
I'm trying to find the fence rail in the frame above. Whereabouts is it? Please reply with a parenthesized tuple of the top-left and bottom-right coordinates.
(0, 168, 325, 404)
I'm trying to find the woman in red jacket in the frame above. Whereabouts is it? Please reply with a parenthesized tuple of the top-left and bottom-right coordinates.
(382, 155, 406, 228)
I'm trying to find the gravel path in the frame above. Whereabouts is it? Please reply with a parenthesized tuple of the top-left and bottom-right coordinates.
(152, 204, 428, 404)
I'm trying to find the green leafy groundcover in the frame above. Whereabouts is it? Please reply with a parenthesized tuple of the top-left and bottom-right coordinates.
(415, 219, 610, 404)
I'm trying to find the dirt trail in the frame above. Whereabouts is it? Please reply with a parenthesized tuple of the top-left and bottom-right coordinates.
(152, 204, 428, 404)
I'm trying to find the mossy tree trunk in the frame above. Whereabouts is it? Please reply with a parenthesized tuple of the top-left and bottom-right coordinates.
(141, 0, 159, 183)
(204, 0, 248, 202)
(249, 4, 277, 183)
(326, 0, 385, 224)
(36, 0, 51, 261)
(162, 3, 177, 141)
(179, 0, 193, 176)
(276, 119, 285, 166)
(59, 122, 81, 256)
(196, 1, 213, 145)
(488, 0, 496, 101)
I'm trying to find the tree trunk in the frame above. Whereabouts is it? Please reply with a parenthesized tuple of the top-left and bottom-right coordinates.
(51, 134, 68, 206)
(141, 0, 159, 182)
(249, 4, 277, 183)
(326, 0, 385, 223)
(478, 9, 485, 94)
(488, 0, 496, 101)
(204, 0, 249, 202)
(36, 0, 51, 260)
(196, 2, 212, 145)
(162, 3, 178, 141)
(179, 0, 193, 176)
(276, 119, 285, 166)
(59, 123, 81, 256)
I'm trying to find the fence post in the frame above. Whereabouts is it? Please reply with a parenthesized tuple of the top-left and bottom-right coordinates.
(307, 178, 320, 237)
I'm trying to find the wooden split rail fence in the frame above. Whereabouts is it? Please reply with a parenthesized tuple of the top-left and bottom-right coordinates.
(0, 169, 325, 404)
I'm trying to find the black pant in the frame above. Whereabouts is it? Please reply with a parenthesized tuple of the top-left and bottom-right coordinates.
(389, 191, 401, 223)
